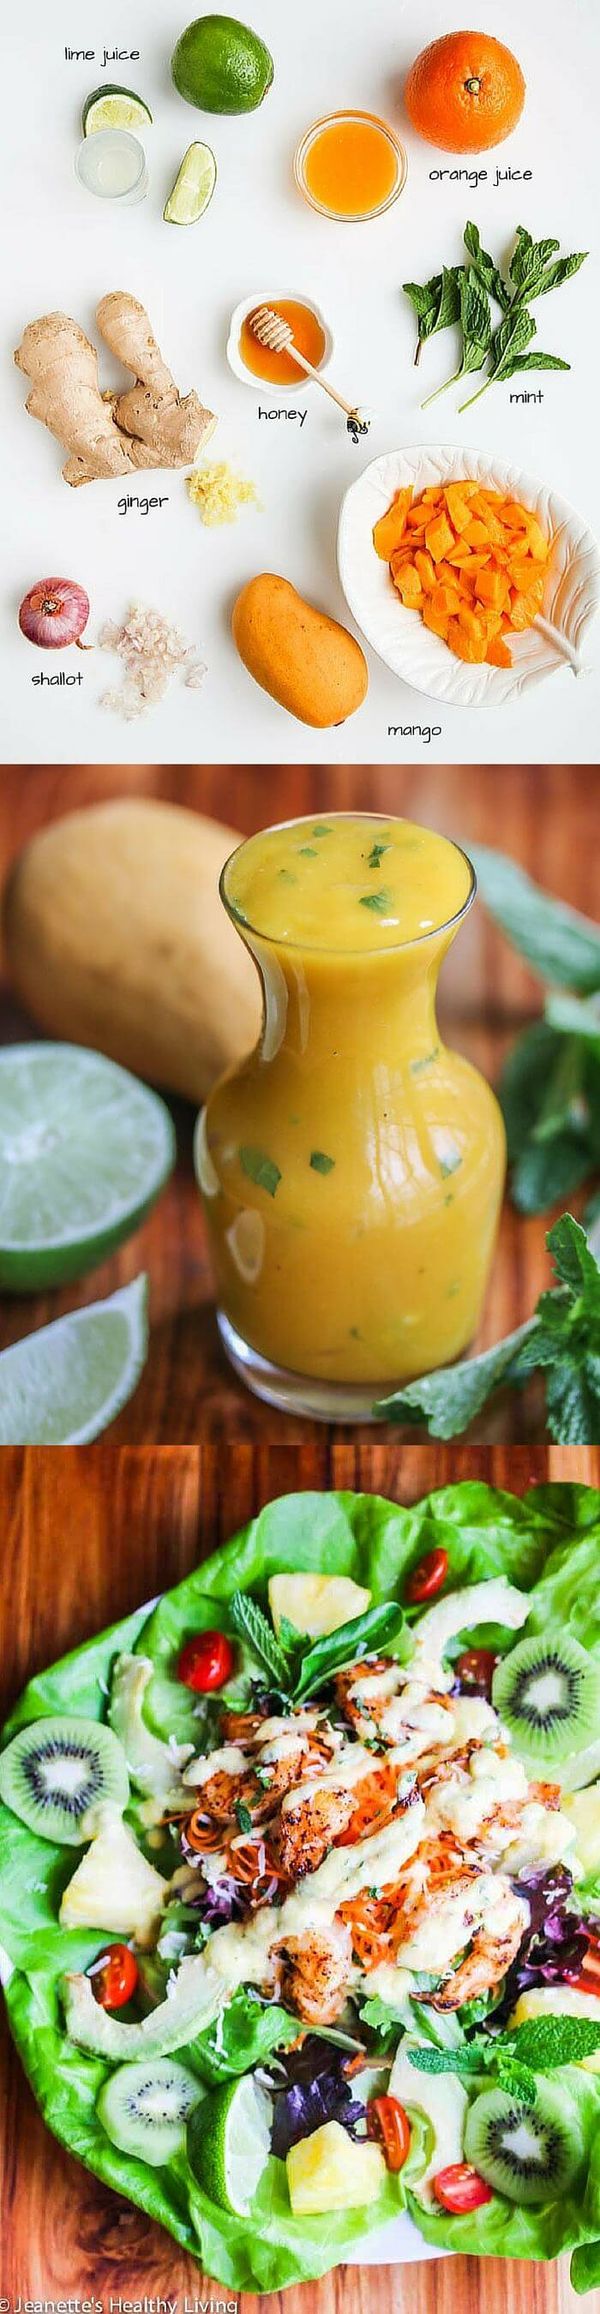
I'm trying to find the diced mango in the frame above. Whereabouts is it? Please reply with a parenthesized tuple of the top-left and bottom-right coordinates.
(425, 514, 455, 563)
(486, 636, 512, 667)
(522, 516, 549, 562)
(372, 489, 413, 560)
(422, 599, 450, 641)
(414, 549, 436, 593)
(447, 616, 488, 663)
(463, 519, 492, 549)
(394, 567, 423, 605)
(373, 479, 550, 669)
(431, 581, 462, 618)
(444, 483, 474, 535)
(475, 568, 509, 609)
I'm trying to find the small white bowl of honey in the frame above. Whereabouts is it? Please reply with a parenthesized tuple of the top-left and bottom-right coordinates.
(227, 291, 333, 394)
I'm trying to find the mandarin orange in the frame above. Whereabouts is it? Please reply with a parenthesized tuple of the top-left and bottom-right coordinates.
(404, 30, 525, 153)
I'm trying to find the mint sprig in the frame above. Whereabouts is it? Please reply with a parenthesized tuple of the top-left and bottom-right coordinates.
(229, 1593, 290, 1688)
(404, 222, 587, 407)
(230, 1593, 408, 1705)
(408, 2013, 600, 2090)
(374, 1215, 600, 1443)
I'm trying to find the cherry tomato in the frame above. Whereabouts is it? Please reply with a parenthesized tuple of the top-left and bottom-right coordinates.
(177, 1630, 235, 1692)
(89, 1942, 138, 2010)
(405, 1548, 449, 1605)
(366, 2096, 411, 2173)
(433, 2163, 494, 2214)
(455, 1647, 498, 1699)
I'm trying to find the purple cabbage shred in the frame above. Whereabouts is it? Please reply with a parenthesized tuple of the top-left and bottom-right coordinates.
(497, 1866, 600, 2018)
(271, 2041, 365, 2159)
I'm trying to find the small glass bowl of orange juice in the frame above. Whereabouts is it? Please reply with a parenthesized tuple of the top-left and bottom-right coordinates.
(295, 109, 407, 222)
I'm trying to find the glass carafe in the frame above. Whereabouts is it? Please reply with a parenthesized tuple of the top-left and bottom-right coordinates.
(196, 816, 505, 1419)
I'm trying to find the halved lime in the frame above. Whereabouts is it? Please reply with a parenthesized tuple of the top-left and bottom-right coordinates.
(187, 2074, 272, 2214)
(164, 142, 217, 224)
(0, 1275, 148, 1444)
(0, 1045, 175, 1290)
(82, 85, 153, 135)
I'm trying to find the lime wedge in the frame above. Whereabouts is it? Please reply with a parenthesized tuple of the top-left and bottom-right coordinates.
(0, 1275, 148, 1444)
(187, 2075, 272, 2214)
(0, 1045, 175, 1290)
(82, 85, 153, 135)
(164, 142, 216, 225)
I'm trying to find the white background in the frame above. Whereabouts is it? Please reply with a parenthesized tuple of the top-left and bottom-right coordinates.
(1, 0, 599, 765)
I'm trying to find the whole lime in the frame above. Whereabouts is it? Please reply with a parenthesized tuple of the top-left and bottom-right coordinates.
(171, 14, 274, 114)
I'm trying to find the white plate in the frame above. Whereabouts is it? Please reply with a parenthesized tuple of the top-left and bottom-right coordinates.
(337, 444, 600, 708)
(346, 2212, 446, 2266)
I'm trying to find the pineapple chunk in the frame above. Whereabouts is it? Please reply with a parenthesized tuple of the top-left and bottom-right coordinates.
(562, 1785, 600, 1877)
(59, 1805, 167, 1947)
(510, 1985, 600, 2028)
(268, 1573, 371, 1640)
(287, 2121, 385, 2214)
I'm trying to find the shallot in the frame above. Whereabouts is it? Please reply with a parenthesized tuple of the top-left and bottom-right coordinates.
(19, 578, 90, 650)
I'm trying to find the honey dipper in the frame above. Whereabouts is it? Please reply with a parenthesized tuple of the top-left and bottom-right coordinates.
(249, 306, 369, 440)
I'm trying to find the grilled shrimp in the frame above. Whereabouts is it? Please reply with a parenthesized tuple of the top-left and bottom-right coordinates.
(427, 1904, 527, 2011)
(275, 1925, 353, 2026)
(334, 1659, 400, 1739)
(278, 1784, 358, 1878)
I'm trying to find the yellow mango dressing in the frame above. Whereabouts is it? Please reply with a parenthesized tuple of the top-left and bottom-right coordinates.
(197, 815, 506, 1416)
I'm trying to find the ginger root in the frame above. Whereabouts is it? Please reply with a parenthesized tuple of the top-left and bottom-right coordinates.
(14, 293, 216, 486)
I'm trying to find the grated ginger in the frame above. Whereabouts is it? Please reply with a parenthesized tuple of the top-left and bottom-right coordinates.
(187, 460, 260, 526)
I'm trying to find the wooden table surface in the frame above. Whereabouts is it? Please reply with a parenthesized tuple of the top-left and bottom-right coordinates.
(0, 762, 597, 1443)
(1, 1440, 599, 2314)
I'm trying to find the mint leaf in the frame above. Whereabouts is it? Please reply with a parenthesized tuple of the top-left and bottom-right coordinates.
(374, 1217, 600, 1445)
(464, 221, 510, 309)
(403, 266, 462, 365)
(359, 888, 392, 914)
(496, 2056, 537, 2105)
(293, 1601, 407, 1702)
(310, 1151, 335, 1175)
(470, 846, 600, 992)
(512, 2015, 600, 2070)
(240, 1146, 281, 1198)
(374, 1320, 534, 1437)
(500, 1021, 599, 1217)
(229, 1592, 291, 1689)
(408, 2044, 486, 2077)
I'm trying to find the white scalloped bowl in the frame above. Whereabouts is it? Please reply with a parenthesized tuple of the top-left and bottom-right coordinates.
(337, 444, 600, 708)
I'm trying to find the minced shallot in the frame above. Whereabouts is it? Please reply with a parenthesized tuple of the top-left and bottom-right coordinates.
(98, 604, 206, 720)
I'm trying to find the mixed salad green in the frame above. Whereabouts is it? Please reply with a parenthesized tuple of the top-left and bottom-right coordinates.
(2, 1481, 600, 2293)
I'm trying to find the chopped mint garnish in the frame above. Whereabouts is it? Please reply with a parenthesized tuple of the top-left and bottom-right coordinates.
(359, 889, 392, 914)
(410, 1049, 440, 1074)
(367, 842, 391, 868)
(240, 1147, 281, 1198)
(310, 1151, 335, 1174)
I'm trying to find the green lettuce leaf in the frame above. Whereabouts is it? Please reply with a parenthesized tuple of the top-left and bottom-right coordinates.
(2, 1481, 600, 2291)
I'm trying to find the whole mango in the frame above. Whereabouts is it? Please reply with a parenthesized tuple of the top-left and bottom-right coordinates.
(232, 574, 369, 726)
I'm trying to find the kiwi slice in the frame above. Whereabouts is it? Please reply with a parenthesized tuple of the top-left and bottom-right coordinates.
(492, 1632, 600, 1766)
(465, 2081, 583, 2205)
(97, 2057, 201, 2165)
(0, 1716, 129, 1845)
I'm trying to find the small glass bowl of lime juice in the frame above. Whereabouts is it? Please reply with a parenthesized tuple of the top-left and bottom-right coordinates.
(74, 129, 149, 205)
